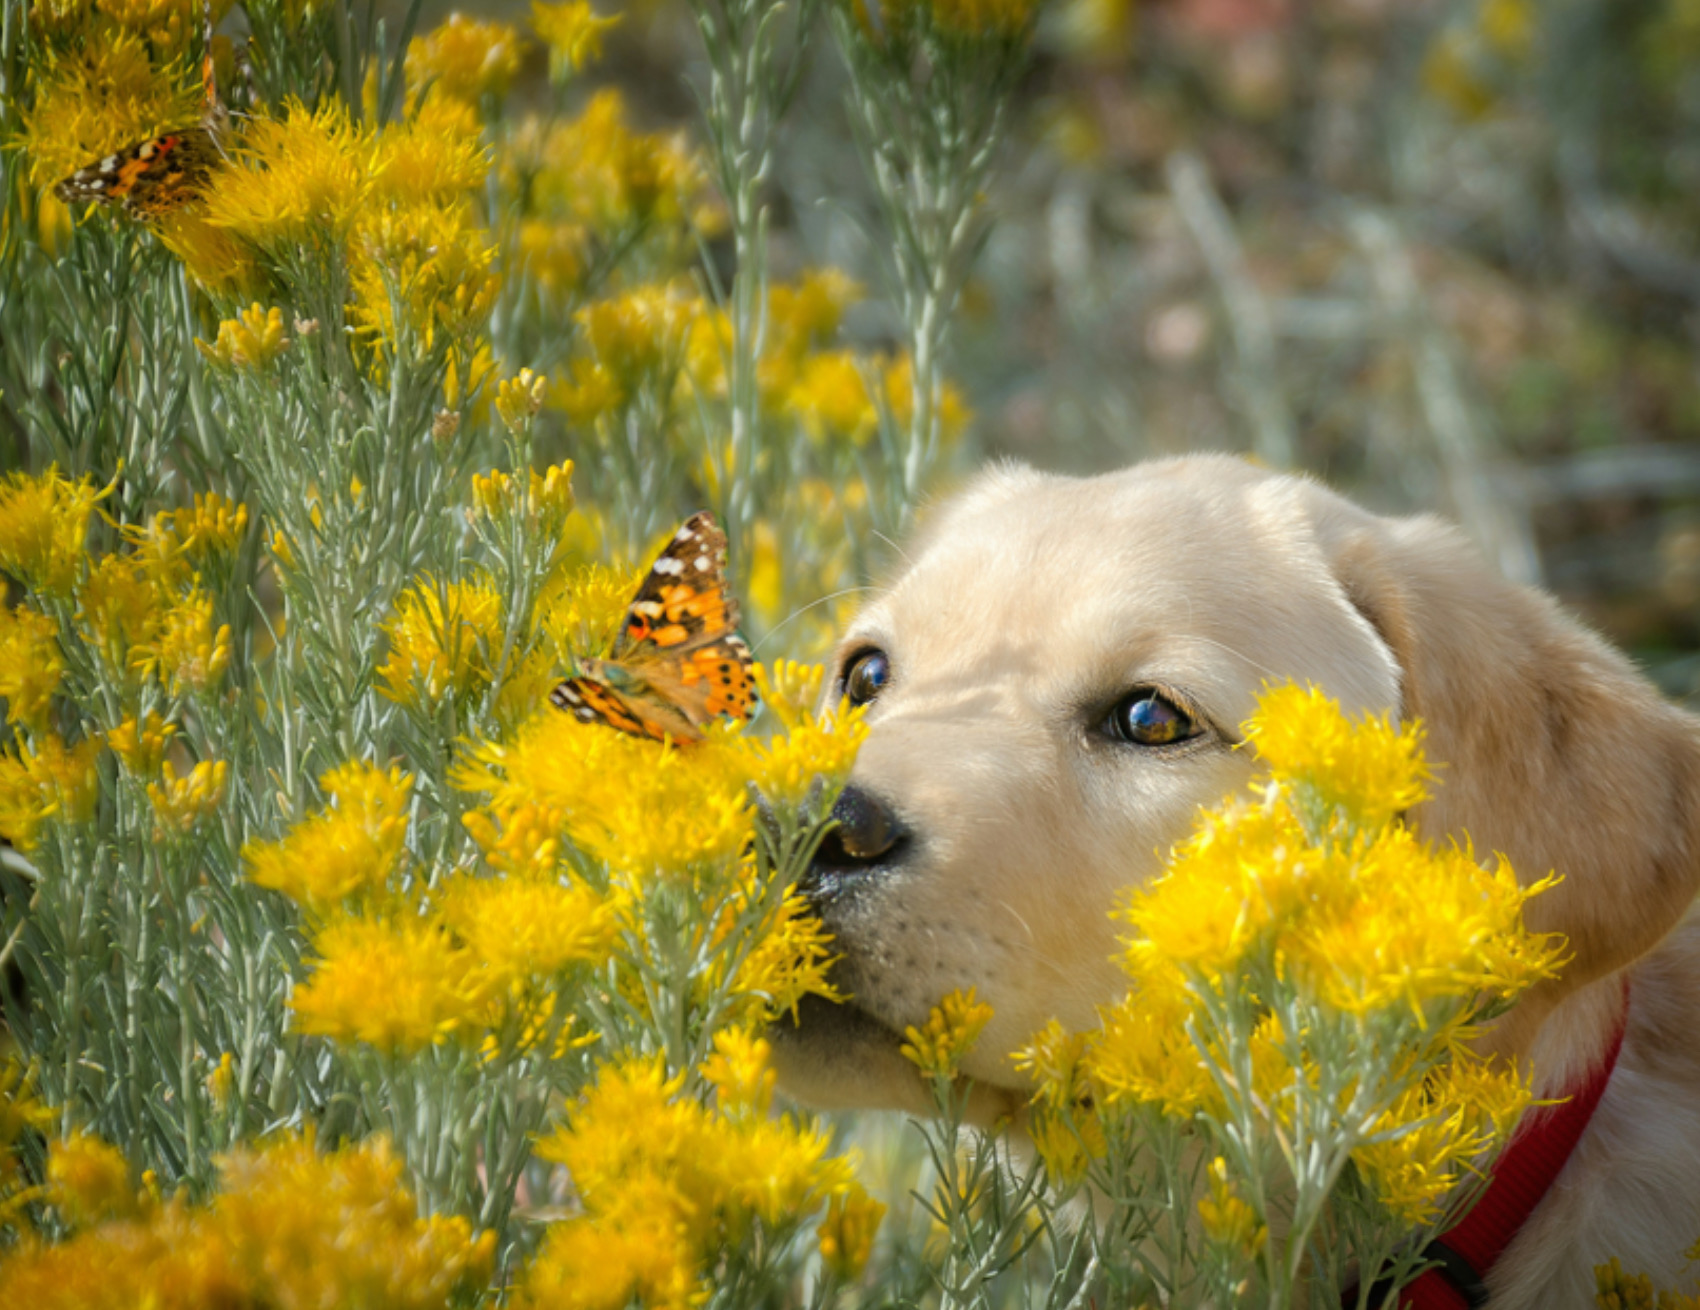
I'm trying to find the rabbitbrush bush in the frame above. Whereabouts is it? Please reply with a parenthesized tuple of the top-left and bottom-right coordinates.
(0, 0, 1571, 1304)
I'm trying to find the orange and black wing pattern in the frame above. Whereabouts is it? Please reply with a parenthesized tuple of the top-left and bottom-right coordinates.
(55, 127, 221, 219)
(550, 512, 757, 743)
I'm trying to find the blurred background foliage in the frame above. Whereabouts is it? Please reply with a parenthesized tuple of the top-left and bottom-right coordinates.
(556, 0, 1700, 693)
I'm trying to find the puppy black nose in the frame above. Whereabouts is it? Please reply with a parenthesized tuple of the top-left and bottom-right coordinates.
(807, 784, 907, 884)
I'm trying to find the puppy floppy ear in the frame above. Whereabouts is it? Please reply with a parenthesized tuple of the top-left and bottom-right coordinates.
(1317, 500, 1700, 1042)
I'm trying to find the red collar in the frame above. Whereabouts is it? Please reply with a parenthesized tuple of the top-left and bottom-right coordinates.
(1395, 980, 1631, 1309)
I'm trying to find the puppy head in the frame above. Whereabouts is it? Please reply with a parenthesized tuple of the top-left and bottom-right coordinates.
(770, 456, 1406, 1109)
(771, 454, 1700, 1112)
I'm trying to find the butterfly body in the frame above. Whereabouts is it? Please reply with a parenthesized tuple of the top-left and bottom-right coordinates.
(551, 512, 756, 743)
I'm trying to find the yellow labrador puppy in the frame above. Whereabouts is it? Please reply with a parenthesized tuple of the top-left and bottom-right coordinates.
(771, 454, 1700, 1309)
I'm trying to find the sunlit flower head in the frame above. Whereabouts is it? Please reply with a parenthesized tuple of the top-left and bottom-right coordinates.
(203, 98, 371, 253)
(530, 0, 619, 82)
(496, 367, 549, 433)
(348, 199, 499, 353)
(786, 350, 879, 447)
(900, 987, 994, 1080)
(371, 93, 489, 204)
(108, 711, 175, 776)
(817, 1184, 885, 1281)
(48, 1132, 137, 1227)
(743, 696, 867, 809)
(146, 758, 228, 836)
(701, 1028, 777, 1114)
(0, 605, 64, 732)
(153, 210, 262, 295)
(158, 492, 249, 559)
(0, 465, 109, 599)
(378, 576, 505, 708)
(128, 589, 230, 695)
(470, 461, 576, 540)
(724, 885, 842, 1023)
(406, 13, 525, 106)
(438, 873, 620, 984)
(1198, 1156, 1266, 1257)
(197, 304, 290, 370)
(244, 761, 413, 909)
(531, 90, 708, 233)
(0, 733, 101, 850)
(291, 912, 481, 1051)
(459, 710, 754, 880)
(1245, 684, 1430, 829)
(19, 35, 200, 194)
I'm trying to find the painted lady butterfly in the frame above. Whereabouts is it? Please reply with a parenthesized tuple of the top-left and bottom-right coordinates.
(54, 5, 225, 219)
(551, 511, 758, 743)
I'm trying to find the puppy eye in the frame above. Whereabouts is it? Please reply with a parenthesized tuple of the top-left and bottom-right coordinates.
(1106, 691, 1198, 747)
(843, 649, 890, 706)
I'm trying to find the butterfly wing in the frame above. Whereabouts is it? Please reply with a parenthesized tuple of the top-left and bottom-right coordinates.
(550, 512, 757, 742)
(550, 676, 691, 742)
(55, 127, 220, 219)
(608, 511, 741, 662)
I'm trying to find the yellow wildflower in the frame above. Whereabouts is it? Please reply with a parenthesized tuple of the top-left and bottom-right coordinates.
(203, 98, 371, 253)
(245, 761, 412, 909)
(530, 0, 619, 81)
(883, 353, 971, 443)
(146, 758, 228, 835)
(1197, 1156, 1266, 1257)
(516, 218, 588, 296)
(438, 873, 620, 982)
(900, 987, 994, 1080)
(786, 350, 879, 447)
(469, 461, 575, 539)
(1352, 1053, 1531, 1225)
(1081, 957, 1215, 1116)
(0, 733, 101, 850)
(48, 1132, 137, 1226)
(462, 799, 565, 880)
(371, 92, 489, 204)
(207, 1051, 235, 1111)
(927, 0, 1041, 38)
(495, 367, 549, 432)
(752, 660, 827, 732)
(0, 1059, 53, 1232)
(702, 1028, 778, 1114)
(2, 1133, 493, 1309)
(77, 553, 160, 659)
(532, 89, 707, 233)
(378, 576, 505, 707)
(817, 1184, 886, 1281)
(771, 270, 861, 351)
(108, 711, 175, 776)
(19, 35, 200, 195)
(555, 282, 699, 420)
(0, 605, 63, 731)
(158, 492, 249, 560)
(1245, 684, 1430, 829)
(457, 709, 753, 880)
(744, 699, 867, 809)
(196, 304, 290, 369)
(525, 1055, 852, 1309)
(1290, 829, 1563, 1016)
(0, 465, 107, 599)
(291, 913, 480, 1051)
(154, 210, 260, 295)
(348, 199, 499, 352)
(129, 590, 230, 695)
(406, 13, 524, 105)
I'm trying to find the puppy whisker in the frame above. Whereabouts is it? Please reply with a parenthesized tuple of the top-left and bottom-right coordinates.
(753, 587, 877, 654)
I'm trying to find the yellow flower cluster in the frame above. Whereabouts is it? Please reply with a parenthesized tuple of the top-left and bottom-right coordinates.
(900, 987, 994, 1081)
(518, 1051, 857, 1310)
(469, 459, 575, 538)
(406, 13, 525, 107)
(0, 733, 101, 850)
(196, 305, 290, 370)
(377, 576, 505, 709)
(244, 761, 413, 909)
(0, 604, 64, 731)
(1018, 684, 1561, 1226)
(0, 465, 108, 599)
(0, 1133, 494, 1308)
(530, 0, 620, 83)
(146, 758, 228, 836)
(0, 1061, 53, 1234)
(18, 34, 203, 196)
